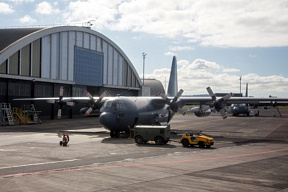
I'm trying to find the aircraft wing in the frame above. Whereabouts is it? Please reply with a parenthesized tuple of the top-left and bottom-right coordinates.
(180, 97, 288, 106)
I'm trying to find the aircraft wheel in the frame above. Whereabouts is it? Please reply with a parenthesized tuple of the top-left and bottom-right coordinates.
(199, 142, 205, 148)
(110, 131, 115, 138)
(181, 139, 190, 147)
(115, 131, 120, 138)
(155, 136, 164, 145)
(135, 136, 144, 144)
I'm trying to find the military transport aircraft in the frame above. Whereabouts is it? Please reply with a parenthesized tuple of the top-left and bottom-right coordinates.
(13, 56, 288, 138)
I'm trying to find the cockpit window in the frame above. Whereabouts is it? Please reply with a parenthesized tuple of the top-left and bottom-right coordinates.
(100, 100, 126, 112)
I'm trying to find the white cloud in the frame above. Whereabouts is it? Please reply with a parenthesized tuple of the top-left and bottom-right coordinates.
(0, 3, 15, 14)
(36, 1, 60, 15)
(223, 68, 240, 73)
(63, 0, 288, 48)
(8, 0, 34, 4)
(145, 58, 288, 97)
(164, 52, 176, 56)
(19, 15, 36, 23)
(169, 46, 194, 51)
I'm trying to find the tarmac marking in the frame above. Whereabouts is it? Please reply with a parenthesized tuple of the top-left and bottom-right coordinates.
(1, 148, 288, 178)
(0, 159, 79, 170)
(174, 117, 233, 129)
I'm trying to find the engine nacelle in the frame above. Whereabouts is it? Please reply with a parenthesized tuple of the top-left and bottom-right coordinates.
(194, 108, 211, 117)
(80, 107, 89, 115)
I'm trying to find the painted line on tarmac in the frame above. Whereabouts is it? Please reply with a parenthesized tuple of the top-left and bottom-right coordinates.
(0, 159, 79, 170)
(1, 148, 288, 178)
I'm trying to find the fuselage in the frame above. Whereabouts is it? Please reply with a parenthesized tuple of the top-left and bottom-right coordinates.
(99, 97, 173, 132)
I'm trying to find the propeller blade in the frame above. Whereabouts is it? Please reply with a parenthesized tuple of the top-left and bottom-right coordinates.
(172, 89, 184, 102)
(219, 109, 227, 119)
(223, 92, 233, 100)
(177, 107, 186, 116)
(206, 87, 216, 101)
(160, 109, 169, 118)
(57, 109, 62, 119)
(85, 91, 93, 100)
(59, 86, 64, 97)
(85, 107, 93, 116)
(99, 91, 107, 100)
(159, 92, 168, 101)
(66, 102, 75, 107)
(96, 91, 108, 104)
(47, 99, 55, 104)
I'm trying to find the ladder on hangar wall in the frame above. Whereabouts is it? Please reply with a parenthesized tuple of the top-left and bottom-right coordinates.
(0, 103, 15, 125)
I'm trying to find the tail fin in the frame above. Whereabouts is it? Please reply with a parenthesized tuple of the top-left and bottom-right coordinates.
(167, 56, 178, 96)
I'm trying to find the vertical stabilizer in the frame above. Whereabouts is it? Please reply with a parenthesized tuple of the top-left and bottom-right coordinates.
(245, 83, 248, 97)
(167, 56, 178, 96)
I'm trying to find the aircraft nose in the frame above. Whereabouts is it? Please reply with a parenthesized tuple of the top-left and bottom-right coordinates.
(99, 112, 113, 129)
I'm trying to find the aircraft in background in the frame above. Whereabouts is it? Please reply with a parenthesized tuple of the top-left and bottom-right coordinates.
(14, 56, 288, 137)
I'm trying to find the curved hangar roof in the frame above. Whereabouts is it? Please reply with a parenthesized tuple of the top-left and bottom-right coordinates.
(0, 26, 141, 90)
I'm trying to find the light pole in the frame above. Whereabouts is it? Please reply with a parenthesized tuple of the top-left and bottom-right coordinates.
(142, 52, 147, 86)
(239, 76, 242, 97)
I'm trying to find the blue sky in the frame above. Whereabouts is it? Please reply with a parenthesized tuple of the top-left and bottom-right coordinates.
(1, 0, 288, 97)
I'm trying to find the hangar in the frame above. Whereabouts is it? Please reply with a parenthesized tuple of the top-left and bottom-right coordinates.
(0, 26, 144, 119)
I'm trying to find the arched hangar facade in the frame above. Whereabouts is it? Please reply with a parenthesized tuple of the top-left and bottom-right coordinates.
(0, 26, 142, 119)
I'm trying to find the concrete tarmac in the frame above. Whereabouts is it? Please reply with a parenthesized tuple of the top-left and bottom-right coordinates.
(0, 109, 288, 192)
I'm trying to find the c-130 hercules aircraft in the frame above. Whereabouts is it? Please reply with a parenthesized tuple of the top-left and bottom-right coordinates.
(14, 56, 288, 138)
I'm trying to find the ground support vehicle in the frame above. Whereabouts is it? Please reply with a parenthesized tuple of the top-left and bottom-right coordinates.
(179, 132, 214, 148)
(134, 124, 171, 145)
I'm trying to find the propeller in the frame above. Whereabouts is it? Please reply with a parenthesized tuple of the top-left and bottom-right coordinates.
(202, 87, 233, 119)
(46, 86, 75, 119)
(159, 89, 186, 120)
(84, 90, 107, 116)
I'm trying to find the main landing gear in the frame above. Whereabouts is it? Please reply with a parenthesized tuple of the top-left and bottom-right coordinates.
(110, 130, 120, 138)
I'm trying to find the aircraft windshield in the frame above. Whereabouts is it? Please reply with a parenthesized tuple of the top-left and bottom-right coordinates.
(100, 100, 126, 112)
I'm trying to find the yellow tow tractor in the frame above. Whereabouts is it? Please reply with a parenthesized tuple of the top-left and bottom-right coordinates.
(179, 132, 214, 148)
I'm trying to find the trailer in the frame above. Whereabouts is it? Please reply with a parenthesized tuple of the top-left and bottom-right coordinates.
(134, 124, 171, 145)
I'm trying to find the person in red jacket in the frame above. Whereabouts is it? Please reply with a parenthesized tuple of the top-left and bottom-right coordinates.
(60, 133, 69, 146)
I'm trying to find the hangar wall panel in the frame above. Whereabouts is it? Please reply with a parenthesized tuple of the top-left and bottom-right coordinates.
(108, 45, 113, 85)
(20, 44, 30, 76)
(0, 61, 7, 74)
(96, 37, 102, 52)
(9, 51, 19, 75)
(90, 35, 96, 51)
(74, 46, 103, 86)
(113, 50, 118, 86)
(68, 31, 75, 81)
(76, 32, 83, 47)
(60, 32, 68, 81)
(41, 35, 51, 78)
(32, 39, 41, 77)
(103, 41, 108, 84)
(51, 33, 60, 79)
(84, 33, 89, 49)
(118, 56, 123, 86)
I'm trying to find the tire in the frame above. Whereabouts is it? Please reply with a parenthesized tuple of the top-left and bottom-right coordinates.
(59, 141, 63, 146)
(135, 136, 144, 144)
(163, 140, 169, 144)
(115, 131, 120, 138)
(155, 136, 164, 145)
(199, 142, 205, 148)
(181, 139, 190, 147)
(206, 145, 211, 148)
(110, 131, 115, 138)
